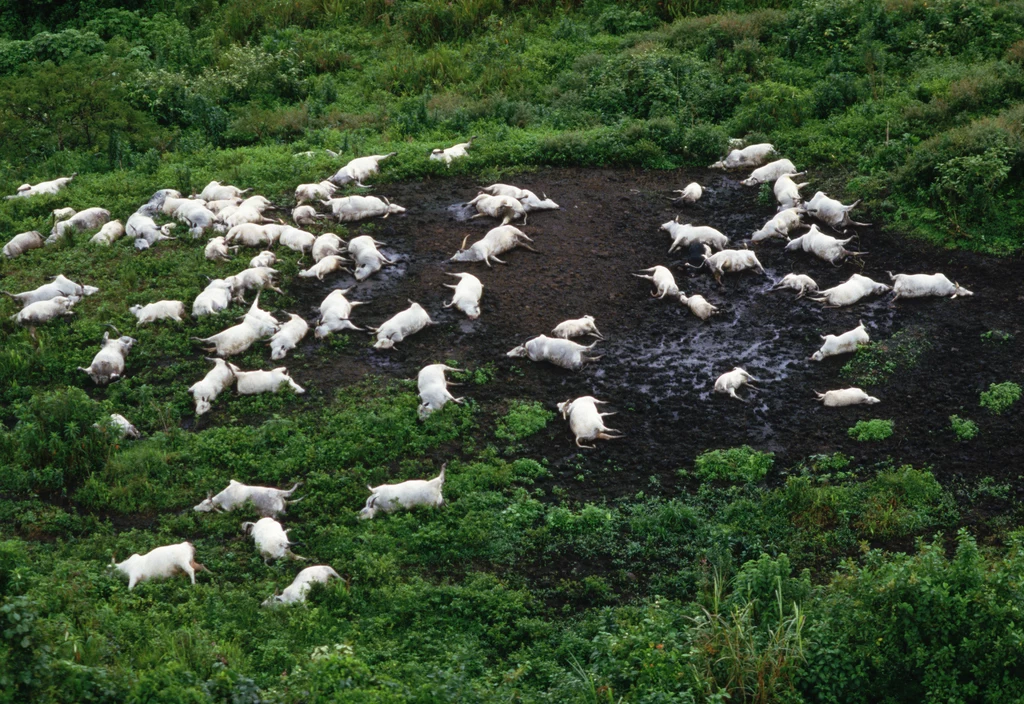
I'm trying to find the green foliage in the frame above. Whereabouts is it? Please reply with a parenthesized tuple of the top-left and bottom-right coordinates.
(841, 329, 931, 386)
(847, 418, 894, 442)
(949, 414, 979, 441)
(694, 446, 774, 483)
(494, 400, 553, 444)
(979, 381, 1021, 413)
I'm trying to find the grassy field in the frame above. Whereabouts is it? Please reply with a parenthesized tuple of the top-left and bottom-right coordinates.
(2, 1, 1024, 701)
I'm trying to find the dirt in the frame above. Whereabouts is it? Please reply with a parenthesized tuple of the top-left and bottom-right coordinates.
(266, 167, 1024, 503)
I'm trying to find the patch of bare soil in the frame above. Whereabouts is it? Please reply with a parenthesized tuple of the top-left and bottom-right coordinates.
(262, 168, 1024, 502)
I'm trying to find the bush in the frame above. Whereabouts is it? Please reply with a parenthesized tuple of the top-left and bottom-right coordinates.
(494, 401, 553, 443)
(694, 446, 774, 483)
(979, 381, 1021, 414)
(949, 415, 979, 441)
(847, 419, 894, 442)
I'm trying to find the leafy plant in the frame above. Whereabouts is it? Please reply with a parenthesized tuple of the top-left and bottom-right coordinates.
(841, 330, 931, 386)
(949, 415, 979, 441)
(979, 382, 1021, 414)
(694, 446, 774, 483)
(847, 419, 894, 442)
(494, 401, 553, 443)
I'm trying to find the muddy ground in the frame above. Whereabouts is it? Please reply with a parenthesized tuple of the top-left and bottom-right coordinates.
(253, 168, 1023, 504)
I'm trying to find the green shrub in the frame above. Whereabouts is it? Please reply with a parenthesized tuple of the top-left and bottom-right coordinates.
(694, 446, 774, 483)
(841, 329, 931, 386)
(494, 401, 553, 443)
(979, 381, 1021, 414)
(847, 419, 894, 442)
(949, 415, 979, 441)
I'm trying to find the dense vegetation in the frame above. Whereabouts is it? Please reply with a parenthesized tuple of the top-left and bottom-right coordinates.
(2, 1, 1024, 701)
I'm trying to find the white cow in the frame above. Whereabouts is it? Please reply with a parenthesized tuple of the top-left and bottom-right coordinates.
(126, 206, 177, 250)
(3, 231, 45, 259)
(430, 138, 474, 165)
(225, 223, 279, 248)
(417, 364, 463, 419)
(90, 220, 125, 245)
(710, 144, 775, 169)
(773, 173, 809, 209)
(199, 181, 250, 202)
(292, 205, 325, 227)
(443, 272, 483, 319)
(888, 272, 973, 302)
(804, 192, 871, 231)
(262, 566, 341, 606)
(249, 251, 277, 269)
(634, 266, 681, 299)
(551, 315, 602, 340)
(312, 233, 345, 262)
(130, 300, 186, 325)
(752, 208, 803, 242)
(329, 153, 396, 187)
(5, 175, 75, 199)
(672, 182, 702, 204)
(11, 296, 79, 326)
(661, 219, 729, 252)
(359, 465, 446, 519)
(811, 321, 869, 361)
(479, 184, 560, 211)
(204, 198, 242, 214)
(192, 296, 280, 356)
(315, 289, 365, 339)
(506, 335, 598, 371)
(815, 388, 880, 407)
(784, 225, 862, 265)
(692, 249, 766, 284)
(680, 294, 719, 321)
(450, 225, 537, 267)
(323, 195, 406, 222)
(810, 274, 890, 307)
(228, 364, 306, 395)
(112, 542, 208, 591)
(370, 301, 434, 349)
(770, 273, 818, 298)
(269, 314, 309, 360)
(224, 267, 284, 298)
(48, 207, 110, 244)
(204, 236, 234, 262)
(714, 367, 759, 401)
(192, 279, 233, 317)
(294, 180, 337, 204)
(3, 275, 97, 306)
(740, 159, 798, 186)
(78, 331, 136, 385)
(298, 255, 349, 281)
(241, 517, 305, 563)
(348, 235, 392, 281)
(107, 413, 141, 439)
(557, 396, 621, 448)
(188, 357, 236, 415)
(467, 193, 526, 225)
(194, 479, 302, 516)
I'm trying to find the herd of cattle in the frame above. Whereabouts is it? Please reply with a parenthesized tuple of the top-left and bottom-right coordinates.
(1, 139, 974, 594)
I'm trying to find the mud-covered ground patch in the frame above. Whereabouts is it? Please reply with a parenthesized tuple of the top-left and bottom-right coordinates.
(213, 168, 1023, 503)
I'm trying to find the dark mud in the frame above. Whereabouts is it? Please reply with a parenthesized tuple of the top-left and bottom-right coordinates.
(270, 168, 1023, 501)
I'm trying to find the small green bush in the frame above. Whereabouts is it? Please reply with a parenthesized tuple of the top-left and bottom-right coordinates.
(848, 419, 894, 442)
(979, 382, 1021, 414)
(694, 446, 774, 483)
(494, 401, 553, 443)
(949, 415, 979, 441)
